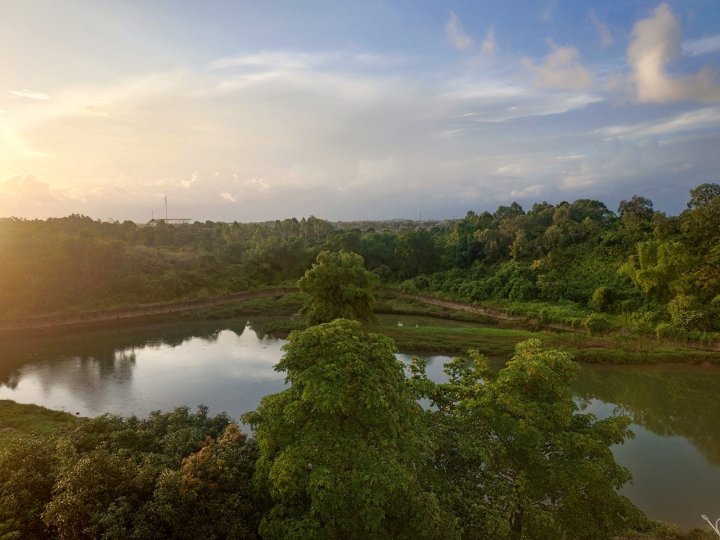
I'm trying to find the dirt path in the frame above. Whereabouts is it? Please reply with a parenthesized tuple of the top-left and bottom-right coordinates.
(0, 288, 298, 333)
(398, 292, 582, 333)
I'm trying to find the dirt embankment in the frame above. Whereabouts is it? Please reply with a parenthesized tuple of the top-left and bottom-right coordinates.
(398, 292, 582, 333)
(0, 288, 298, 333)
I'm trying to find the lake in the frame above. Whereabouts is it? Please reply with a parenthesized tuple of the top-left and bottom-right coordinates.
(1, 318, 719, 530)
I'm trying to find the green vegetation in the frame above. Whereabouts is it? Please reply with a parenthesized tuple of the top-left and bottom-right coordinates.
(1, 324, 715, 538)
(298, 250, 376, 324)
(244, 319, 454, 539)
(372, 314, 720, 364)
(0, 406, 264, 539)
(409, 340, 638, 539)
(4, 183, 720, 351)
(0, 400, 77, 449)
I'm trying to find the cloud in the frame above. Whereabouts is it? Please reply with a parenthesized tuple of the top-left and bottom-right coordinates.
(588, 10, 613, 48)
(0, 175, 61, 204)
(510, 184, 543, 198)
(523, 43, 592, 90)
(209, 51, 331, 71)
(245, 177, 270, 191)
(6, 89, 50, 100)
(683, 34, 720, 56)
(219, 192, 236, 203)
(481, 26, 498, 55)
(628, 3, 720, 103)
(600, 106, 720, 139)
(445, 12, 474, 50)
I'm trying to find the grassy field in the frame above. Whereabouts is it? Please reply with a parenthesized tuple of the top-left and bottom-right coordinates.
(0, 400, 78, 449)
(370, 314, 720, 364)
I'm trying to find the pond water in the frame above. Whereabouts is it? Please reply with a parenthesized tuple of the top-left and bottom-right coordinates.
(1, 318, 719, 530)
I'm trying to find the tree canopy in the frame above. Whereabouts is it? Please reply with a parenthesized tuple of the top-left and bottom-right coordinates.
(298, 250, 376, 324)
(410, 339, 638, 539)
(243, 319, 456, 539)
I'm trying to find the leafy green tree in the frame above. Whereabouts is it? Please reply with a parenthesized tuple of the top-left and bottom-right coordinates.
(619, 240, 689, 301)
(411, 340, 636, 540)
(298, 250, 376, 324)
(244, 319, 457, 540)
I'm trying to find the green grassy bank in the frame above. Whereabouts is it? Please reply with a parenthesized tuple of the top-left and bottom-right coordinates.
(0, 400, 78, 450)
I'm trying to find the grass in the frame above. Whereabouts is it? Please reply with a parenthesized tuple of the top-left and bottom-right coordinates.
(370, 314, 536, 356)
(0, 400, 78, 449)
(178, 292, 305, 320)
(370, 314, 720, 364)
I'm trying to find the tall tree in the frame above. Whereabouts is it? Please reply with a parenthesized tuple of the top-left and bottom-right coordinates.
(244, 320, 456, 540)
(411, 340, 636, 540)
(298, 250, 376, 324)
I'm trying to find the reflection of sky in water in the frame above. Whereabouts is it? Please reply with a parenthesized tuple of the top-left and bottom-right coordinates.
(0, 326, 288, 420)
(578, 397, 720, 529)
(1, 320, 719, 529)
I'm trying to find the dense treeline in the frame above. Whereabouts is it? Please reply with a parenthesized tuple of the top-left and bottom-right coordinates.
(2, 183, 719, 337)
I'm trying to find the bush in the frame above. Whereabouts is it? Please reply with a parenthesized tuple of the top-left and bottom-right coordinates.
(629, 308, 664, 333)
(667, 294, 708, 330)
(655, 322, 690, 340)
(414, 275, 430, 290)
(507, 277, 538, 301)
(589, 286, 613, 312)
(583, 313, 612, 334)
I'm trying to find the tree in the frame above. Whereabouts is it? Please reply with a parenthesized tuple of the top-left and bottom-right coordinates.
(687, 182, 720, 209)
(410, 340, 636, 540)
(619, 240, 690, 300)
(243, 319, 457, 540)
(298, 250, 376, 324)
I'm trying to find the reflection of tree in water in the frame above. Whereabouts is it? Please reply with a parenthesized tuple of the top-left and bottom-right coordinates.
(573, 367, 720, 466)
(0, 319, 251, 389)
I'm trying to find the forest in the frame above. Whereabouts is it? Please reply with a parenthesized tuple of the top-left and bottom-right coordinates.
(1, 183, 719, 341)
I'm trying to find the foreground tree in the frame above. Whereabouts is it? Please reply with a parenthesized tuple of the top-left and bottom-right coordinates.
(244, 319, 456, 539)
(298, 250, 376, 324)
(411, 339, 638, 540)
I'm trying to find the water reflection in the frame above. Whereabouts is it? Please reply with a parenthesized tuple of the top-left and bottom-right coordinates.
(0, 320, 283, 418)
(574, 366, 720, 466)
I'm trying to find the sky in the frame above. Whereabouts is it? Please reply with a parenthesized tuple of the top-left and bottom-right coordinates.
(1, 0, 719, 222)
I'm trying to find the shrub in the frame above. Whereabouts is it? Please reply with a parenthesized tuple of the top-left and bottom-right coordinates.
(589, 286, 613, 312)
(583, 313, 612, 334)
(414, 275, 430, 291)
(507, 277, 538, 301)
(655, 322, 690, 340)
(667, 294, 708, 330)
(629, 308, 664, 333)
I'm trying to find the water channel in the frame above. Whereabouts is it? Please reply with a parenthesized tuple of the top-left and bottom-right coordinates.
(0, 318, 718, 529)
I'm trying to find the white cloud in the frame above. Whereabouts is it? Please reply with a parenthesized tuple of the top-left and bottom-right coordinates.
(220, 192, 236, 203)
(6, 89, 50, 100)
(628, 4, 720, 103)
(588, 10, 613, 48)
(245, 177, 270, 191)
(600, 106, 720, 139)
(523, 43, 592, 90)
(445, 12, 474, 50)
(510, 184, 543, 198)
(481, 26, 498, 55)
(683, 34, 720, 56)
(209, 51, 331, 71)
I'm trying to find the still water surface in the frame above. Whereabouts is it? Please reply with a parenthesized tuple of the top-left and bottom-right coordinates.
(1, 318, 719, 529)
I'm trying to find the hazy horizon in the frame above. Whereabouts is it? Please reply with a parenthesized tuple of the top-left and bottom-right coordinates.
(1, 1, 719, 222)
